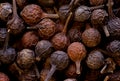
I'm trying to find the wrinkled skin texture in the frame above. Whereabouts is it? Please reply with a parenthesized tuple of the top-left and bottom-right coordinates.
(0, 47, 16, 65)
(20, 4, 43, 25)
(16, 49, 35, 69)
(68, 28, 81, 43)
(0, 3, 12, 21)
(38, 18, 56, 39)
(82, 28, 101, 47)
(91, 9, 108, 25)
(86, 50, 104, 69)
(7, 16, 25, 35)
(74, 6, 91, 22)
(67, 42, 86, 62)
(50, 51, 69, 70)
(106, 40, 120, 57)
(105, 71, 120, 81)
(107, 18, 120, 38)
(21, 31, 39, 49)
(35, 40, 53, 61)
(51, 33, 68, 50)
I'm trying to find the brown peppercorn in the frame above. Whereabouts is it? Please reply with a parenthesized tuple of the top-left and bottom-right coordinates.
(68, 22, 83, 43)
(16, 49, 35, 69)
(0, 2, 12, 21)
(18, 65, 39, 81)
(86, 50, 104, 69)
(7, 0, 25, 35)
(100, 58, 116, 74)
(91, 9, 108, 26)
(51, 12, 72, 50)
(27, 18, 56, 39)
(82, 24, 101, 47)
(104, 71, 120, 81)
(21, 31, 39, 49)
(35, 40, 53, 61)
(74, 5, 104, 22)
(45, 51, 69, 81)
(106, 40, 120, 57)
(67, 42, 87, 74)
(20, 4, 42, 26)
(20, 4, 59, 26)
(37, 18, 56, 39)
(0, 72, 10, 81)
(103, 0, 120, 37)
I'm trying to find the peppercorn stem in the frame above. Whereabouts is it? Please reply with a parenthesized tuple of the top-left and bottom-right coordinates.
(107, 0, 115, 19)
(100, 64, 107, 74)
(104, 76, 109, 81)
(42, 13, 59, 19)
(90, 5, 104, 10)
(13, 0, 18, 17)
(75, 60, 81, 74)
(3, 29, 10, 52)
(62, 12, 72, 34)
(103, 25, 110, 37)
(45, 64, 56, 81)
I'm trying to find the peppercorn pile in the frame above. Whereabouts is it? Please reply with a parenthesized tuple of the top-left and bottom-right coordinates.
(0, 0, 120, 81)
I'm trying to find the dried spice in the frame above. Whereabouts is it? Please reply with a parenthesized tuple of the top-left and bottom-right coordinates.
(103, 0, 120, 37)
(106, 40, 120, 57)
(82, 24, 101, 47)
(67, 42, 86, 74)
(35, 40, 53, 61)
(58, 0, 74, 22)
(0, 2, 12, 21)
(74, 5, 104, 22)
(100, 58, 116, 74)
(0, 30, 16, 65)
(20, 4, 59, 26)
(51, 12, 72, 50)
(7, 0, 25, 35)
(45, 51, 69, 81)
(18, 65, 39, 81)
(16, 49, 35, 69)
(21, 31, 39, 49)
(91, 9, 108, 26)
(68, 22, 82, 43)
(0, 72, 10, 81)
(104, 71, 120, 81)
(86, 50, 104, 69)
(27, 18, 56, 39)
